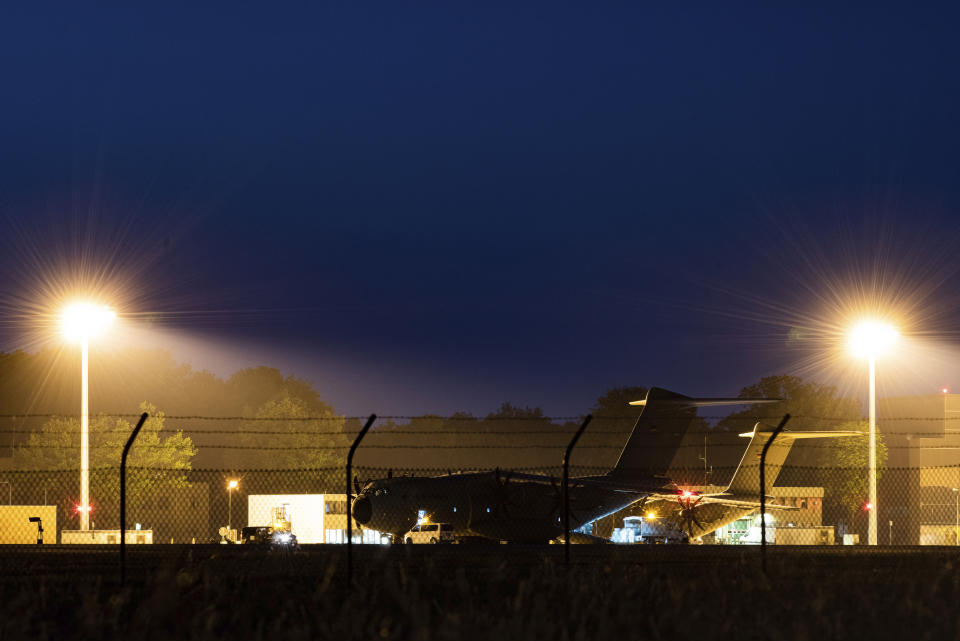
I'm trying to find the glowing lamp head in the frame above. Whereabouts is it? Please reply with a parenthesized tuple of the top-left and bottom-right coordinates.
(61, 303, 115, 341)
(227, 479, 239, 490)
(646, 512, 657, 520)
(847, 320, 898, 359)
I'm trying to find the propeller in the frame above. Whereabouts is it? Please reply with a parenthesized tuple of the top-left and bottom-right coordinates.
(549, 475, 585, 528)
(674, 491, 705, 538)
(477, 468, 527, 521)
(492, 468, 514, 518)
(353, 475, 362, 496)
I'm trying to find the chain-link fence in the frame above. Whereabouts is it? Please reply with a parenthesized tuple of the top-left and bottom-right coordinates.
(3, 409, 960, 553)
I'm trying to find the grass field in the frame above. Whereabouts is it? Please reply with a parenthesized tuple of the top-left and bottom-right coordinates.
(3, 544, 960, 640)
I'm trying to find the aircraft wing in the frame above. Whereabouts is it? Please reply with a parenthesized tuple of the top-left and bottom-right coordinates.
(499, 471, 675, 495)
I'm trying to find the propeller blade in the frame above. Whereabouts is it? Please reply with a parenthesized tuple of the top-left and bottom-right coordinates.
(353, 475, 361, 495)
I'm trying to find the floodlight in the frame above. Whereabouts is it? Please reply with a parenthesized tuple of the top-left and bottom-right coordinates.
(847, 320, 898, 359)
(60, 302, 115, 341)
(59, 301, 115, 532)
(847, 318, 899, 546)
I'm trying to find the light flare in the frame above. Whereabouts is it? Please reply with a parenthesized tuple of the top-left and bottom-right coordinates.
(60, 302, 115, 341)
(847, 321, 899, 359)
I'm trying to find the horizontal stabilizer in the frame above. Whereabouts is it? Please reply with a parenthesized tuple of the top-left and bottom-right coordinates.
(629, 397, 782, 407)
(726, 425, 863, 497)
(738, 430, 865, 439)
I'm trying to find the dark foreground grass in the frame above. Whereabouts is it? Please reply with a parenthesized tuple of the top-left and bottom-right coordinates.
(3, 545, 960, 640)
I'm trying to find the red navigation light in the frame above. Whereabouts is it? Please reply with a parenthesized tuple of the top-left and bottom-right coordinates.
(864, 502, 873, 511)
(681, 490, 694, 499)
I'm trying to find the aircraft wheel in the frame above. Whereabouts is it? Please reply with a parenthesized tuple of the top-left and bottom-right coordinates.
(430, 537, 438, 544)
(405, 538, 413, 545)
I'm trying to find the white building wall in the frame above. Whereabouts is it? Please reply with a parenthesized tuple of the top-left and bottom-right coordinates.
(248, 494, 326, 544)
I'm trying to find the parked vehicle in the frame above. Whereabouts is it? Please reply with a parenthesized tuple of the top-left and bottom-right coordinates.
(240, 525, 298, 546)
(403, 522, 455, 544)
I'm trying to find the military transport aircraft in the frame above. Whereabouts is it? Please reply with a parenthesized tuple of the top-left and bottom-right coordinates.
(349, 387, 856, 543)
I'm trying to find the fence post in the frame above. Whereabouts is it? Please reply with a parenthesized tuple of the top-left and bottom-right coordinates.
(563, 414, 593, 564)
(120, 412, 149, 586)
(346, 414, 377, 590)
(760, 413, 791, 575)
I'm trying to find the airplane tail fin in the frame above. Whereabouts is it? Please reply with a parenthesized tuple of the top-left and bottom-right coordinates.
(608, 388, 781, 480)
(725, 424, 863, 497)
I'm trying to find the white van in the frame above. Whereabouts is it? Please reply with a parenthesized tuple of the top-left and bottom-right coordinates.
(403, 522, 455, 544)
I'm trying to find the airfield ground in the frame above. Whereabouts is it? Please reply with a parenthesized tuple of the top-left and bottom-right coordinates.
(3, 545, 960, 639)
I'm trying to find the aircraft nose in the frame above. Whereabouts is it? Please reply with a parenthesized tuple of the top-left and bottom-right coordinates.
(352, 496, 373, 524)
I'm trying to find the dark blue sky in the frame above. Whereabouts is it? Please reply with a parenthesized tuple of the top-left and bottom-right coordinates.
(2, 4, 960, 415)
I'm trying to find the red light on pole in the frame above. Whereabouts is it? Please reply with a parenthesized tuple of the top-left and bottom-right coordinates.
(865, 502, 874, 511)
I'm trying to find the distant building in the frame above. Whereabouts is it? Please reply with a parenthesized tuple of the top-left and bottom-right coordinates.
(247, 494, 384, 544)
(880, 393, 960, 545)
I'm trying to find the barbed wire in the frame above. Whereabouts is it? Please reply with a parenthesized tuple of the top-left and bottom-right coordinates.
(6, 428, 960, 437)
(4, 442, 955, 450)
(7, 463, 960, 472)
(3, 413, 960, 421)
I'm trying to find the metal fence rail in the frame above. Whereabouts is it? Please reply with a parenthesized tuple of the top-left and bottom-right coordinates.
(3, 410, 960, 577)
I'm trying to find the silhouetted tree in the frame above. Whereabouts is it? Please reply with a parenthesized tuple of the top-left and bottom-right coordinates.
(828, 419, 888, 522)
(239, 393, 347, 469)
(13, 402, 197, 521)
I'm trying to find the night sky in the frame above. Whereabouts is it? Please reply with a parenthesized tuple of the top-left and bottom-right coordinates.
(2, 4, 960, 415)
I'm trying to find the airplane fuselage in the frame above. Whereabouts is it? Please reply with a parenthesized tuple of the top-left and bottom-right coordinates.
(351, 471, 646, 543)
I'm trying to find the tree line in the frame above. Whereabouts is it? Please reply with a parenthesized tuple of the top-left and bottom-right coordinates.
(0, 348, 880, 522)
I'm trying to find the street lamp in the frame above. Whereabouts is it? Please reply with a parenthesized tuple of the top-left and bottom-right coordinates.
(226, 479, 239, 532)
(61, 302, 115, 531)
(848, 320, 898, 546)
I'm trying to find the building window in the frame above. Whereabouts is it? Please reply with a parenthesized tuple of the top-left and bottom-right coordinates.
(325, 501, 346, 515)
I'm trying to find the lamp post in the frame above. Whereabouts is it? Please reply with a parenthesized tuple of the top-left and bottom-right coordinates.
(227, 479, 239, 532)
(61, 302, 115, 531)
(848, 320, 898, 546)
